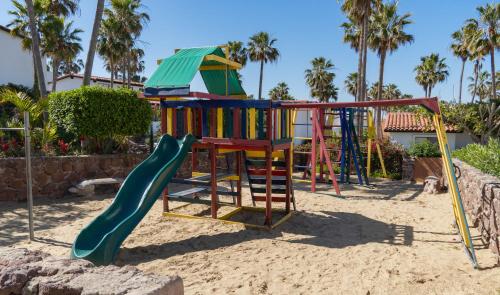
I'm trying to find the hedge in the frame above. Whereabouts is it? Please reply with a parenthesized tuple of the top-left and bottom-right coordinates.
(48, 86, 152, 140)
(453, 138, 500, 178)
(407, 140, 441, 158)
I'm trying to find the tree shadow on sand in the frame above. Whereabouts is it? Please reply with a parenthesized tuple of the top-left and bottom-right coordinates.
(117, 210, 413, 266)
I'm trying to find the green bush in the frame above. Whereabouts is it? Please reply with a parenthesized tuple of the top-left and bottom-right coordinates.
(407, 140, 441, 158)
(453, 138, 500, 178)
(369, 137, 406, 179)
(48, 86, 152, 150)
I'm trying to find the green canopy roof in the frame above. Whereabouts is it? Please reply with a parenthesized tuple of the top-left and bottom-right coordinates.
(144, 46, 245, 97)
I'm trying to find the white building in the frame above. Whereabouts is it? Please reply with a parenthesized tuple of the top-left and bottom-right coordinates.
(0, 25, 51, 89)
(384, 112, 473, 150)
(55, 73, 144, 92)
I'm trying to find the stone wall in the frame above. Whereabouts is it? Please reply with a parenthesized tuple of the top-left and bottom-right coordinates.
(0, 152, 234, 201)
(0, 154, 147, 201)
(0, 248, 183, 294)
(454, 159, 500, 255)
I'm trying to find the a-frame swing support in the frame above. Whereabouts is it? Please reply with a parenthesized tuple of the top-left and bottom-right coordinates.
(281, 97, 478, 268)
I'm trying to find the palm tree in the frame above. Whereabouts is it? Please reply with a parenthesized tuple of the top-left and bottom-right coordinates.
(58, 58, 84, 74)
(475, 3, 499, 100)
(451, 27, 470, 103)
(341, 0, 377, 103)
(98, 17, 125, 87)
(227, 41, 248, 66)
(463, 20, 488, 102)
(414, 53, 449, 97)
(305, 57, 338, 102)
(41, 17, 82, 92)
(269, 82, 294, 100)
(344, 72, 359, 98)
(369, 2, 413, 137)
(384, 83, 402, 99)
(468, 70, 492, 101)
(247, 32, 280, 100)
(41, 0, 79, 17)
(83, 0, 105, 86)
(106, 0, 149, 88)
(24, 0, 48, 100)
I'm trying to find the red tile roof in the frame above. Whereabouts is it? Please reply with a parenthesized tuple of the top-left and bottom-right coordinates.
(383, 112, 460, 133)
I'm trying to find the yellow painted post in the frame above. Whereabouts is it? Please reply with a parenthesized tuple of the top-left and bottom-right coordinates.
(217, 107, 223, 138)
(187, 107, 192, 133)
(249, 108, 256, 139)
(367, 138, 372, 177)
(167, 108, 173, 135)
(277, 109, 281, 139)
(376, 143, 387, 177)
(433, 113, 477, 267)
(290, 109, 298, 172)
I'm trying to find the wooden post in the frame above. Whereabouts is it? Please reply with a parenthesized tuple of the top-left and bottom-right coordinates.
(210, 108, 216, 138)
(319, 109, 324, 182)
(311, 109, 317, 192)
(209, 144, 218, 218)
(236, 151, 242, 207)
(265, 146, 272, 226)
(284, 146, 291, 213)
(160, 103, 169, 212)
(172, 108, 177, 138)
(233, 108, 241, 139)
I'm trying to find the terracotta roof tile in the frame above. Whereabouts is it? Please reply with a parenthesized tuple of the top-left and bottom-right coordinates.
(383, 112, 460, 133)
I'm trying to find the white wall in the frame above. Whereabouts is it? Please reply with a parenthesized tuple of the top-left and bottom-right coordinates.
(387, 132, 474, 150)
(56, 76, 143, 92)
(0, 29, 51, 88)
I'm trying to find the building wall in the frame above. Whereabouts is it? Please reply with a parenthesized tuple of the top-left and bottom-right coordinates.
(56, 76, 143, 92)
(387, 131, 473, 150)
(0, 29, 51, 88)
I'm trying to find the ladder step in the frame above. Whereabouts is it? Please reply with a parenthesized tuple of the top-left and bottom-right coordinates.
(249, 178, 287, 185)
(252, 196, 287, 202)
(252, 187, 287, 194)
(247, 168, 287, 176)
(169, 187, 207, 197)
(246, 159, 287, 168)
(293, 151, 311, 154)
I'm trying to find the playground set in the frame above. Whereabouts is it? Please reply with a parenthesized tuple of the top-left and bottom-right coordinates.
(70, 45, 477, 268)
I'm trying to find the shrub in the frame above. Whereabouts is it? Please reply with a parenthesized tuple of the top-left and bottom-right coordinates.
(453, 138, 500, 178)
(407, 140, 441, 158)
(49, 86, 152, 152)
(369, 138, 406, 179)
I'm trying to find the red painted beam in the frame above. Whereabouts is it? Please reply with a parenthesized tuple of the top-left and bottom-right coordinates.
(280, 97, 440, 114)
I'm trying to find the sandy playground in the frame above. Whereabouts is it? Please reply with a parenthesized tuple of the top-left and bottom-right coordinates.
(1, 178, 500, 295)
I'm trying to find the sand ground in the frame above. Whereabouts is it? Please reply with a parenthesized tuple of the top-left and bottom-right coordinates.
(1, 178, 500, 295)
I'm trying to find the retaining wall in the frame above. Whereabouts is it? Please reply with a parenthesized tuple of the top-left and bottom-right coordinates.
(454, 159, 500, 255)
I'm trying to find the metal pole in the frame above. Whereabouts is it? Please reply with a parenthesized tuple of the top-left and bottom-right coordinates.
(24, 111, 34, 240)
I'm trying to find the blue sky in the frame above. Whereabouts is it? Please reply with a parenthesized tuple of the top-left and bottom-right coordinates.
(0, 0, 496, 102)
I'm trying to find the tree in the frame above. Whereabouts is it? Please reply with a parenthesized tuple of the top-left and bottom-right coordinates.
(451, 27, 470, 103)
(248, 32, 279, 100)
(97, 17, 123, 87)
(269, 82, 294, 100)
(41, 17, 82, 92)
(344, 72, 359, 98)
(305, 57, 338, 102)
(468, 70, 492, 102)
(58, 58, 84, 74)
(475, 3, 499, 101)
(227, 41, 248, 66)
(83, 0, 105, 86)
(340, 0, 375, 103)
(25, 0, 48, 100)
(414, 53, 449, 97)
(464, 19, 488, 103)
(369, 1, 413, 138)
(105, 0, 149, 88)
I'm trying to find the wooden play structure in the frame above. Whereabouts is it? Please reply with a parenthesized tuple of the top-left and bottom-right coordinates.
(143, 45, 477, 267)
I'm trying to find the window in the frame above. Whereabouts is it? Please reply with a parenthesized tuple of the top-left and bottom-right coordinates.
(414, 135, 437, 144)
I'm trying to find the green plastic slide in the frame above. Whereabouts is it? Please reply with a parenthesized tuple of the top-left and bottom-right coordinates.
(71, 134, 195, 265)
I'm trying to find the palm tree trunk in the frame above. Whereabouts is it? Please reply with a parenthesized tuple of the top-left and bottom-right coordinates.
(361, 13, 369, 102)
(376, 50, 386, 140)
(110, 59, 114, 88)
(122, 59, 126, 86)
(52, 58, 59, 92)
(127, 50, 132, 88)
(429, 85, 432, 97)
(83, 0, 105, 86)
(489, 39, 496, 100)
(472, 62, 479, 103)
(458, 58, 465, 104)
(258, 60, 264, 100)
(356, 32, 363, 102)
(25, 0, 47, 99)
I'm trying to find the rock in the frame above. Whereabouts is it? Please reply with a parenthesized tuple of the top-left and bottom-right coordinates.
(423, 176, 441, 194)
(0, 248, 184, 295)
